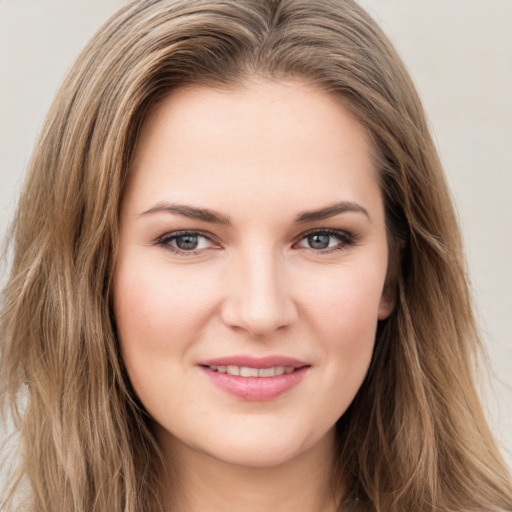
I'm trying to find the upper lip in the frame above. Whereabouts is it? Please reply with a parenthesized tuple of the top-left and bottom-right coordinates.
(198, 355, 310, 369)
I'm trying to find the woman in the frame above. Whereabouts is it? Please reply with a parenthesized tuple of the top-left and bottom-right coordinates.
(1, 0, 511, 510)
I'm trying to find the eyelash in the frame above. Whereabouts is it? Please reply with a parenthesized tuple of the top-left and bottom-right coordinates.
(155, 229, 358, 256)
(155, 230, 218, 255)
(295, 229, 358, 254)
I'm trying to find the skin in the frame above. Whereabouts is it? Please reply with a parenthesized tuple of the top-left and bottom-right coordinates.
(113, 79, 393, 512)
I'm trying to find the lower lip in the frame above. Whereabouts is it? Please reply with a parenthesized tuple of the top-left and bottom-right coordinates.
(200, 366, 309, 401)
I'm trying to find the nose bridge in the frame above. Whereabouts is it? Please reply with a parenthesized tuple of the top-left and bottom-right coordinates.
(222, 243, 296, 337)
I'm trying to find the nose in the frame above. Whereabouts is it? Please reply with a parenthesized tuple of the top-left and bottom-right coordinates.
(220, 247, 298, 338)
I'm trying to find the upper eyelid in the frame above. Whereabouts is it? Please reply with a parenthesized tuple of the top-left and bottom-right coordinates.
(156, 227, 350, 238)
(156, 229, 216, 243)
(293, 228, 353, 242)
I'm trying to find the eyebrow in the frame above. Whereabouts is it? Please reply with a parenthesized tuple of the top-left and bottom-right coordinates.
(140, 200, 369, 225)
(140, 202, 231, 224)
(294, 201, 370, 223)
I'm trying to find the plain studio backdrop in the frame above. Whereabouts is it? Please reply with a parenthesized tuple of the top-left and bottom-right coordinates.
(0, 0, 511, 473)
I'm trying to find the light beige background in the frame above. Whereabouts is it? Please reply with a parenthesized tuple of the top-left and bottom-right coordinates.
(1, 0, 511, 467)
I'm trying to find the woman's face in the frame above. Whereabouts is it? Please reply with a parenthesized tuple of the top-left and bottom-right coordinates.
(113, 80, 393, 468)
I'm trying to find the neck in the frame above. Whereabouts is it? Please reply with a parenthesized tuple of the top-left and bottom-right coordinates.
(160, 428, 342, 512)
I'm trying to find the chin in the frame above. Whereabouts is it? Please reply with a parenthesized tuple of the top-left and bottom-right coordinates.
(203, 441, 309, 469)
(177, 422, 336, 470)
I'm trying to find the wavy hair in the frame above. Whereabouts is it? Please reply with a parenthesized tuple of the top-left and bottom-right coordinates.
(1, 0, 511, 510)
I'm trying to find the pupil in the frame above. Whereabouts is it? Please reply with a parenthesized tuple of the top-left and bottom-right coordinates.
(176, 235, 199, 250)
(308, 234, 330, 249)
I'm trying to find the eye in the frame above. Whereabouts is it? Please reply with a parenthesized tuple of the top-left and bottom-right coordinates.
(295, 229, 356, 253)
(156, 231, 217, 254)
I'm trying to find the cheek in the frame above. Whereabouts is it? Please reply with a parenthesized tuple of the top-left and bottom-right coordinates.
(112, 257, 219, 392)
(300, 264, 384, 402)
(301, 261, 385, 339)
(113, 257, 215, 342)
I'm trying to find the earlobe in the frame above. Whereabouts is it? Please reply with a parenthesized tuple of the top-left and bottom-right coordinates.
(377, 295, 394, 320)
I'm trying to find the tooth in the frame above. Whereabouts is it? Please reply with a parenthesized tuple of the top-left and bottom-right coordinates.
(258, 367, 276, 377)
(211, 365, 296, 377)
(240, 366, 259, 377)
(226, 365, 240, 376)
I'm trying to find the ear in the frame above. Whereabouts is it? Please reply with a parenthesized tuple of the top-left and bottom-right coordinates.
(378, 239, 405, 320)
(378, 293, 395, 320)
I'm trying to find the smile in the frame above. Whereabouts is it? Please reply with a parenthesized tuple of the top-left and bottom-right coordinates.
(198, 356, 310, 400)
(207, 365, 296, 377)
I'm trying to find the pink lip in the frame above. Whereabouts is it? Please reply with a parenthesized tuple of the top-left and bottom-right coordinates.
(198, 355, 310, 401)
(198, 355, 308, 368)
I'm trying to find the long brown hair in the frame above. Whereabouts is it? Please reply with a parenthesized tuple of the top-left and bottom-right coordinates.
(1, 0, 511, 510)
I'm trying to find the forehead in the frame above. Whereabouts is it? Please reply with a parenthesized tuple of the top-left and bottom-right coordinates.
(123, 79, 382, 220)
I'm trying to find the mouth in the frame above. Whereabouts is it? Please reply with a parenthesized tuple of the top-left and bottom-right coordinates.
(204, 365, 299, 377)
(198, 356, 311, 400)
